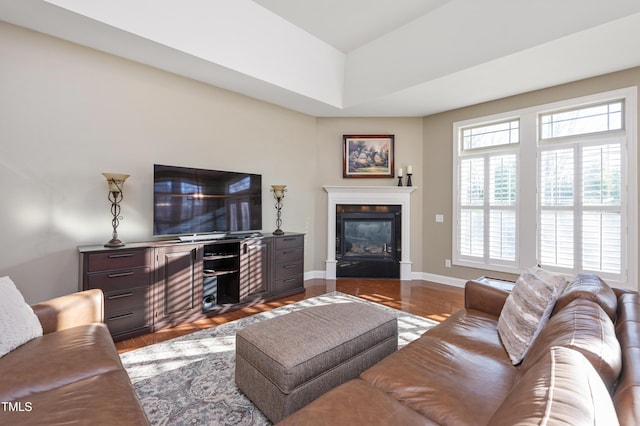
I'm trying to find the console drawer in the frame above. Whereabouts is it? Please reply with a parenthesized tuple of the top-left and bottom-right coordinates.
(104, 286, 149, 314)
(88, 267, 151, 292)
(275, 235, 303, 250)
(275, 247, 303, 264)
(87, 249, 149, 272)
(274, 275, 303, 292)
(275, 261, 303, 280)
(105, 307, 148, 336)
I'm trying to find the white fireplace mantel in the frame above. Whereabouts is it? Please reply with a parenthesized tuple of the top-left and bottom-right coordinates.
(324, 186, 417, 280)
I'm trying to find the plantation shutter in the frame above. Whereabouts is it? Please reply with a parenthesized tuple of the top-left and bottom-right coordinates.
(456, 120, 518, 267)
(538, 101, 624, 278)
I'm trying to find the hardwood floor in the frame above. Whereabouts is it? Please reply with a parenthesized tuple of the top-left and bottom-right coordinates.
(115, 278, 465, 354)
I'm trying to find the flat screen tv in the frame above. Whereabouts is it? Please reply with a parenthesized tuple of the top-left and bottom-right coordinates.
(153, 164, 262, 237)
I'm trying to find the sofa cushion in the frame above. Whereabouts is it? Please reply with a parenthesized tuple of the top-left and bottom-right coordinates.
(2, 370, 149, 426)
(0, 276, 43, 357)
(497, 266, 567, 364)
(360, 335, 517, 425)
(488, 346, 618, 426)
(425, 309, 511, 365)
(276, 378, 434, 426)
(553, 273, 617, 320)
(0, 323, 124, 401)
(520, 298, 621, 390)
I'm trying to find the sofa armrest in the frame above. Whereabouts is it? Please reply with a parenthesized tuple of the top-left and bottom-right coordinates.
(31, 289, 105, 334)
(464, 278, 513, 318)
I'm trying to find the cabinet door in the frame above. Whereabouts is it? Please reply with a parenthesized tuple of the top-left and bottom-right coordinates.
(239, 238, 271, 300)
(154, 244, 203, 329)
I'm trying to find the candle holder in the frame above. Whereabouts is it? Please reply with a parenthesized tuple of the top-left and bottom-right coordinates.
(270, 184, 287, 235)
(397, 175, 403, 186)
(102, 172, 129, 247)
(406, 173, 413, 187)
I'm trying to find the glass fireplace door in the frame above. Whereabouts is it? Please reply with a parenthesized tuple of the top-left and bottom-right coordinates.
(342, 218, 394, 260)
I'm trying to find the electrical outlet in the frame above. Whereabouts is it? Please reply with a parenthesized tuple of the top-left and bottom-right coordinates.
(445, 259, 452, 268)
(435, 214, 444, 223)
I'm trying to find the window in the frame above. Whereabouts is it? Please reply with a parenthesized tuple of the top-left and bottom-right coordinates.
(462, 119, 519, 149)
(540, 101, 623, 139)
(538, 101, 624, 279)
(453, 88, 637, 287)
(457, 119, 518, 267)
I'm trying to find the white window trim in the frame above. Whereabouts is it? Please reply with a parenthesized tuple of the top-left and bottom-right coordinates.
(452, 87, 637, 290)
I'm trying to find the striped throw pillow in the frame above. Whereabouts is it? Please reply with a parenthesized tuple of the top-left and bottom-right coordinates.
(497, 266, 567, 365)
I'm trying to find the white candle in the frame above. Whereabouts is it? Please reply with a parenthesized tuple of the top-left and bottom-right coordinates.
(407, 165, 413, 174)
(398, 168, 403, 177)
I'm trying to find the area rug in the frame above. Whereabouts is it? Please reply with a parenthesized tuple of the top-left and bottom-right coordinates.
(120, 291, 438, 426)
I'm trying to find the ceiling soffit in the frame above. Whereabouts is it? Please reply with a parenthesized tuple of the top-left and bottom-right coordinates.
(0, 0, 639, 116)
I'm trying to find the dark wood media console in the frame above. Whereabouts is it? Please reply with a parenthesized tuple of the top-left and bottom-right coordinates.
(78, 233, 304, 341)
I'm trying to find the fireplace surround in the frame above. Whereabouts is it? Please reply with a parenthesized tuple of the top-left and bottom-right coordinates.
(324, 186, 417, 280)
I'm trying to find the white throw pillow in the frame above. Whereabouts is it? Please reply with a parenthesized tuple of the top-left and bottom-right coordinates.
(0, 276, 43, 357)
(497, 266, 567, 365)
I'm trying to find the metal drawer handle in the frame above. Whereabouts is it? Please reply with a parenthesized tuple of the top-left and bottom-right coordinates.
(283, 264, 297, 269)
(107, 271, 134, 279)
(108, 292, 134, 300)
(283, 277, 297, 283)
(108, 312, 134, 321)
(282, 250, 295, 255)
(108, 253, 135, 259)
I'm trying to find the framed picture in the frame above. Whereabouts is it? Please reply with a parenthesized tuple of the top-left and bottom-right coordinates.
(343, 134, 395, 178)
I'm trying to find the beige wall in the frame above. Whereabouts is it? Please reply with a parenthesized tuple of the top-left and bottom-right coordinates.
(423, 67, 640, 288)
(313, 118, 424, 273)
(0, 22, 317, 303)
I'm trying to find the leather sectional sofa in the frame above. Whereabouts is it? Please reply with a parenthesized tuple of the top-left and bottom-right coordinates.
(278, 275, 640, 425)
(0, 289, 149, 425)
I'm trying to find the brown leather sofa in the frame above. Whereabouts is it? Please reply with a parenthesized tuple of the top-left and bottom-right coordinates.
(0, 289, 149, 425)
(278, 275, 640, 425)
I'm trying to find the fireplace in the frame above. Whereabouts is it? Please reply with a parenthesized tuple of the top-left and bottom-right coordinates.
(324, 186, 417, 280)
(336, 205, 401, 278)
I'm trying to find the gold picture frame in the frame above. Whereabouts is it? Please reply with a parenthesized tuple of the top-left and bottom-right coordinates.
(343, 134, 395, 178)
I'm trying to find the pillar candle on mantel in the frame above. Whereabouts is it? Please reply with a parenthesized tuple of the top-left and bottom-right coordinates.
(398, 168, 403, 177)
(407, 165, 412, 174)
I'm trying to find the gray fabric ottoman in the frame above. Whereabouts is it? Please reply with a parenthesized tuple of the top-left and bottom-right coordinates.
(235, 302, 398, 423)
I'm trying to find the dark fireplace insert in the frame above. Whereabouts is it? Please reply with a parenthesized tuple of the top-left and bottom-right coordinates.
(336, 204, 401, 278)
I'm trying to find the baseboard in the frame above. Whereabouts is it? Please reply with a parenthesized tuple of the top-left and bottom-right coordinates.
(304, 270, 467, 289)
(304, 270, 326, 280)
(412, 272, 467, 288)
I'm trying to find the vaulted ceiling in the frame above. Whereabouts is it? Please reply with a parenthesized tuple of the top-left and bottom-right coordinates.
(2, 0, 640, 116)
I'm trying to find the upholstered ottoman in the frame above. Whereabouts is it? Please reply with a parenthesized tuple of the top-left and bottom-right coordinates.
(235, 302, 398, 423)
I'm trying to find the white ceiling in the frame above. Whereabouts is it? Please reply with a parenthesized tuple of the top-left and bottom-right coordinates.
(252, 0, 451, 53)
(2, 0, 640, 117)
